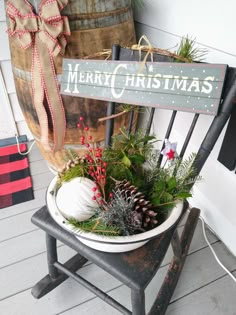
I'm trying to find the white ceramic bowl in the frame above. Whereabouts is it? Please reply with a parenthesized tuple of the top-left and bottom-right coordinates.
(46, 177, 183, 253)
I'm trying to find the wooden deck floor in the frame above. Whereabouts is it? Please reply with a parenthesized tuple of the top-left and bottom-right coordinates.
(0, 144, 236, 315)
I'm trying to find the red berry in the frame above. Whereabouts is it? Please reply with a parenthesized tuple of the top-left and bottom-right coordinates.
(79, 116, 84, 121)
(103, 162, 108, 167)
(77, 123, 81, 128)
(85, 143, 90, 148)
(92, 196, 96, 200)
(92, 187, 97, 192)
(109, 193, 113, 198)
(88, 135, 92, 140)
(96, 193, 101, 198)
(102, 168, 106, 173)
(85, 126, 89, 131)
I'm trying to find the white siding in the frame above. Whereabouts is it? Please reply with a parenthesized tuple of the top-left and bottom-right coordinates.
(134, 0, 236, 255)
(0, 5, 32, 140)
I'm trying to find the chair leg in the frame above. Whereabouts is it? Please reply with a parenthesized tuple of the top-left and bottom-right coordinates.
(131, 288, 146, 315)
(46, 233, 59, 279)
(148, 207, 200, 315)
(31, 233, 88, 299)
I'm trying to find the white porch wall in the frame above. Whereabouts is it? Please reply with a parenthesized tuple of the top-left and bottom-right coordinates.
(134, 0, 236, 255)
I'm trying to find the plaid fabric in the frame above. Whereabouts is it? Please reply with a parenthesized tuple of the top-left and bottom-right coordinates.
(0, 143, 34, 209)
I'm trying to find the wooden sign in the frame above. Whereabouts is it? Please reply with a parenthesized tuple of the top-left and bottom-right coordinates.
(60, 59, 227, 115)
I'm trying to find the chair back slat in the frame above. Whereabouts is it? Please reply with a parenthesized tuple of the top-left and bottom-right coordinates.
(105, 45, 122, 147)
(105, 102, 115, 147)
(179, 113, 199, 158)
(157, 110, 177, 165)
(128, 111, 135, 134)
(145, 108, 156, 136)
(104, 45, 236, 182)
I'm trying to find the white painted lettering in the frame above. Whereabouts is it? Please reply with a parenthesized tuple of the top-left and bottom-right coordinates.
(152, 74, 161, 88)
(146, 75, 153, 89)
(79, 71, 85, 83)
(171, 76, 188, 91)
(125, 74, 135, 87)
(86, 71, 94, 84)
(136, 74, 146, 88)
(94, 71, 103, 85)
(104, 72, 112, 86)
(187, 77, 200, 92)
(111, 64, 127, 99)
(163, 75, 173, 90)
(64, 63, 80, 94)
(201, 76, 214, 94)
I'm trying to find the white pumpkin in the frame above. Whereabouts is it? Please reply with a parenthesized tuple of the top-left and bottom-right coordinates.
(56, 177, 98, 221)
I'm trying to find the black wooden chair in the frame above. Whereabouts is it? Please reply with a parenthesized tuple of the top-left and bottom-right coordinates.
(31, 45, 236, 314)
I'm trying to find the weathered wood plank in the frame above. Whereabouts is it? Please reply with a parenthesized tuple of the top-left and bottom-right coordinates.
(0, 187, 47, 220)
(161, 220, 218, 267)
(30, 159, 50, 176)
(0, 264, 122, 315)
(32, 171, 54, 191)
(166, 271, 236, 315)
(59, 244, 236, 315)
(0, 229, 46, 268)
(0, 221, 210, 300)
(0, 221, 233, 315)
(0, 209, 38, 242)
(0, 246, 84, 300)
(170, 242, 236, 302)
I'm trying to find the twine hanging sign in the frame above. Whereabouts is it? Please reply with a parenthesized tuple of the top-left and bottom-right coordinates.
(61, 59, 227, 116)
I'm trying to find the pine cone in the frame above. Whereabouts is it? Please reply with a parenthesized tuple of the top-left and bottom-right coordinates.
(58, 156, 85, 180)
(114, 180, 158, 231)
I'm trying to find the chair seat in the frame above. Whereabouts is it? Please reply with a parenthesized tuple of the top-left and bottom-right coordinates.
(31, 204, 187, 290)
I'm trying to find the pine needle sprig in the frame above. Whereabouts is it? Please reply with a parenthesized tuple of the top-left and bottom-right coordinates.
(67, 217, 120, 236)
(99, 190, 144, 236)
(175, 153, 201, 189)
(176, 35, 208, 62)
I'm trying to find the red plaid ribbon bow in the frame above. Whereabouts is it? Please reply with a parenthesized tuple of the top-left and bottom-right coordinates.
(6, 0, 71, 151)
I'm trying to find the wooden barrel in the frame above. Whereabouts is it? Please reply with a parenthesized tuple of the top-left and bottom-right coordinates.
(6, 0, 136, 170)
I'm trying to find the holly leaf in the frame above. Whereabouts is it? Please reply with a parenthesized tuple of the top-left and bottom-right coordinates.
(167, 177, 177, 191)
(161, 192, 174, 203)
(129, 154, 145, 165)
(175, 192, 192, 199)
(136, 135, 156, 144)
(153, 181, 166, 195)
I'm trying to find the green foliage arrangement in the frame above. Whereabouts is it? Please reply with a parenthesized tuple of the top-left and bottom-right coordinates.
(57, 118, 200, 237)
(176, 35, 208, 62)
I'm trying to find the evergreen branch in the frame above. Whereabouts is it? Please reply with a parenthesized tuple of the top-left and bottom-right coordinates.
(67, 218, 120, 236)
